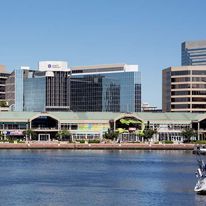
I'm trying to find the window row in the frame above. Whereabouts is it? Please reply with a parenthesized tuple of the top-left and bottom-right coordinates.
(171, 70, 206, 76)
(172, 97, 206, 102)
(171, 70, 190, 76)
(171, 104, 206, 109)
(171, 77, 190, 82)
(61, 124, 78, 130)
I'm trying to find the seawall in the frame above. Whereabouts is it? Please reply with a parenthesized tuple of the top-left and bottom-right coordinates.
(0, 143, 195, 150)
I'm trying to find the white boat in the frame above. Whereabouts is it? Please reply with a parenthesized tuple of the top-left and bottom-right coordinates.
(193, 145, 206, 155)
(194, 152, 206, 194)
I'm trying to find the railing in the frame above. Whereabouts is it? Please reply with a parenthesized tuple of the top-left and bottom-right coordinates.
(32, 127, 58, 130)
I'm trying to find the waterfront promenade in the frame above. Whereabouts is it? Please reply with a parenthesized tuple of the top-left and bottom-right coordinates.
(0, 142, 195, 150)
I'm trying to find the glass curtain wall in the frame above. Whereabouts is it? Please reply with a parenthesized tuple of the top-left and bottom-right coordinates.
(15, 69, 24, 111)
(70, 71, 141, 112)
(24, 77, 46, 112)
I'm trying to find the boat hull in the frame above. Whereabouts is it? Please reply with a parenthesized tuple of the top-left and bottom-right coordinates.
(193, 148, 206, 155)
(194, 178, 206, 194)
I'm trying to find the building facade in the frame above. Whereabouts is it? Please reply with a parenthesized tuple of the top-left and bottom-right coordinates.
(0, 65, 10, 103)
(0, 111, 206, 142)
(6, 62, 71, 112)
(162, 65, 206, 112)
(182, 40, 206, 66)
(70, 64, 141, 112)
(7, 62, 141, 113)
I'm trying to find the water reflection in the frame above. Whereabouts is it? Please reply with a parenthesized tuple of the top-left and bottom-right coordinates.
(0, 150, 201, 206)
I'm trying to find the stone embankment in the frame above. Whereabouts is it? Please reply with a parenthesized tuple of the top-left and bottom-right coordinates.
(0, 142, 195, 150)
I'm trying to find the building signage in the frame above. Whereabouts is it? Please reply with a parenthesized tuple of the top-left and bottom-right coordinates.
(47, 64, 61, 69)
(39, 61, 68, 71)
(6, 131, 23, 136)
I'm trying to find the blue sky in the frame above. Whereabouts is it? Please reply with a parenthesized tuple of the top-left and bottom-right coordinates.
(1, 0, 206, 108)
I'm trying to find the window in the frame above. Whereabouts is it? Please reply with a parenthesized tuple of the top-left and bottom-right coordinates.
(171, 91, 190, 95)
(171, 104, 190, 109)
(71, 124, 78, 130)
(171, 84, 190, 89)
(192, 70, 206, 75)
(171, 70, 190, 76)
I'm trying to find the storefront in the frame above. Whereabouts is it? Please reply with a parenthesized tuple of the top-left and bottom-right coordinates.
(0, 111, 205, 142)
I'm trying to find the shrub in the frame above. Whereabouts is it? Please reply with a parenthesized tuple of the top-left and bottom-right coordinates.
(79, 140, 85, 143)
(17, 140, 25, 143)
(162, 140, 173, 144)
(191, 140, 206, 144)
(88, 139, 100, 143)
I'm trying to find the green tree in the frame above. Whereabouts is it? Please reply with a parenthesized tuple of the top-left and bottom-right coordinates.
(103, 129, 119, 140)
(181, 128, 196, 143)
(142, 128, 157, 141)
(0, 132, 4, 141)
(23, 129, 36, 141)
(56, 130, 71, 141)
(0, 100, 7, 107)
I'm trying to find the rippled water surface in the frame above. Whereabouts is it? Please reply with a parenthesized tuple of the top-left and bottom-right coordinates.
(0, 149, 205, 206)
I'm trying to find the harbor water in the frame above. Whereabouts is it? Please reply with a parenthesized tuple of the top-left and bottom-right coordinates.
(0, 150, 205, 206)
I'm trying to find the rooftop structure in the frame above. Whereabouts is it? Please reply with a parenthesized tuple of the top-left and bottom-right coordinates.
(182, 40, 206, 66)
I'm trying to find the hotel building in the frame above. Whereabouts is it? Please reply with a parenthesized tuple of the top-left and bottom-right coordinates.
(162, 65, 206, 112)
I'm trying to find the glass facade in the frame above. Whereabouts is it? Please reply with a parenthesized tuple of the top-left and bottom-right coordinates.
(24, 77, 46, 112)
(182, 41, 206, 66)
(46, 71, 70, 111)
(70, 71, 141, 112)
(11, 64, 141, 112)
(15, 69, 24, 111)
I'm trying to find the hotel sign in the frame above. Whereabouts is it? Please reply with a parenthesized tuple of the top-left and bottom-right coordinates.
(39, 61, 68, 71)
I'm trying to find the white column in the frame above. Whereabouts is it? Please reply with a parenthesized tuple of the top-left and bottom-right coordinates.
(197, 122, 200, 141)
